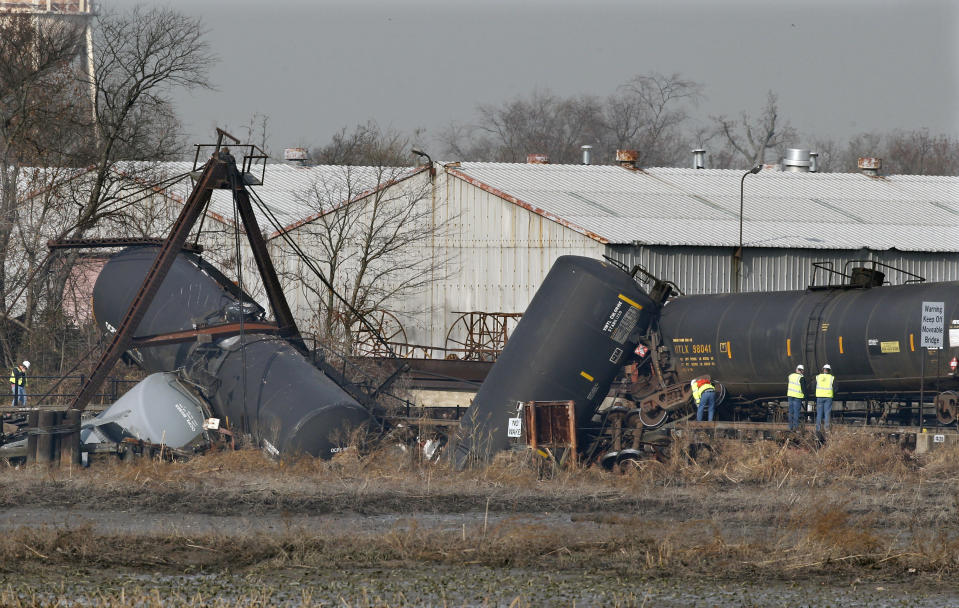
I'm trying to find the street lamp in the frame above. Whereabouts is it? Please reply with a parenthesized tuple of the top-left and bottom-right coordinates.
(736, 164, 763, 292)
(411, 148, 435, 180)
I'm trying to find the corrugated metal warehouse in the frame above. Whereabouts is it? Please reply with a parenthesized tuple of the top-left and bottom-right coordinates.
(66, 156, 959, 358)
(411, 158, 959, 354)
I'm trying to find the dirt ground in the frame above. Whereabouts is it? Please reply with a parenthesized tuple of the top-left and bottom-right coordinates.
(0, 430, 957, 606)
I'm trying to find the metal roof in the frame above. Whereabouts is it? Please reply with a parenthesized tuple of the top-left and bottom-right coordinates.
(133, 162, 424, 239)
(447, 163, 959, 252)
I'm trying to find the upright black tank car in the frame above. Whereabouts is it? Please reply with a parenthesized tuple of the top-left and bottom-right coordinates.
(633, 266, 959, 425)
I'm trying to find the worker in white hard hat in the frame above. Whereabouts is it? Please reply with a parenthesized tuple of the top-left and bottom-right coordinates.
(815, 364, 835, 432)
(692, 375, 717, 422)
(9, 360, 29, 407)
(786, 364, 805, 431)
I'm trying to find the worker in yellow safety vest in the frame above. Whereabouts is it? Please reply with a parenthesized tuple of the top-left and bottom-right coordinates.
(9, 360, 29, 407)
(815, 364, 835, 432)
(692, 377, 717, 422)
(786, 364, 805, 431)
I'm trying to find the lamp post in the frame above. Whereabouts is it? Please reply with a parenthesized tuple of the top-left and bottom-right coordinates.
(735, 164, 763, 292)
(411, 147, 435, 180)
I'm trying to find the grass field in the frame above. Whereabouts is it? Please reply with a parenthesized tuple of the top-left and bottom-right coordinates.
(0, 429, 957, 606)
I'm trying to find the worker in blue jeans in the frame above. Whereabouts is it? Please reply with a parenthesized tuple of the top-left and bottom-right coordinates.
(9, 360, 29, 407)
(815, 364, 835, 432)
(786, 364, 805, 430)
(693, 377, 717, 421)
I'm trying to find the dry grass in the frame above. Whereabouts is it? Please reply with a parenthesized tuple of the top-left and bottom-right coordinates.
(0, 429, 957, 588)
(1, 496, 952, 580)
(609, 428, 948, 489)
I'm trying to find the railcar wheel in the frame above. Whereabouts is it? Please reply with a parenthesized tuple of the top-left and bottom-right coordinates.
(935, 391, 959, 426)
(637, 406, 668, 428)
(617, 448, 661, 473)
(713, 382, 726, 406)
(599, 450, 620, 470)
(617, 448, 643, 463)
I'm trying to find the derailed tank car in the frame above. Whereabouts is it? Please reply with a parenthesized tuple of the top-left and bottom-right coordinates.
(458, 257, 959, 465)
(453, 256, 660, 467)
(600, 262, 958, 429)
(92, 247, 371, 457)
(650, 275, 959, 419)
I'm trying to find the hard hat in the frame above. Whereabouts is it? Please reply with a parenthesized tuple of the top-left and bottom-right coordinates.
(22, 360, 29, 368)
(823, 363, 831, 370)
(796, 364, 804, 371)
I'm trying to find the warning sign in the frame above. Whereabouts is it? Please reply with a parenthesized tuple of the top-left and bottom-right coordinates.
(921, 302, 945, 349)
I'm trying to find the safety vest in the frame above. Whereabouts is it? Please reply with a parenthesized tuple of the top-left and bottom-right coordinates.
(815, 373, 834, 398)
(787, 372, 804, 398)
(9, 368, 25, 387)
(692, 381, 715, 404)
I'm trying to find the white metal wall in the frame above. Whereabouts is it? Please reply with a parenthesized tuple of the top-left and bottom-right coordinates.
(264, 168, 605, 353)
(260, 165, 959, 355)
(421, 168, 605, 350)
(607, 245, 959, 295)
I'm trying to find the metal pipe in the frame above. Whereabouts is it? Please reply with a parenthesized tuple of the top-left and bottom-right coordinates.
(920, 351, 925, 426)
(736, 165, 762, 292)
(692, 149, 706, 169)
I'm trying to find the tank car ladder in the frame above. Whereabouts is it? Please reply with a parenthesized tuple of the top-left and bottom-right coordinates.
(802, 294, 833, 369)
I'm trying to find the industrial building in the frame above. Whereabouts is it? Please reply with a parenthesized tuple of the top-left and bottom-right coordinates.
(356, 152, 959, 355)
(26, 150, 959, 360)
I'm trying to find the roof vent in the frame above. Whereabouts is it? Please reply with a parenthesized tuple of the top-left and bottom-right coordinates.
(782, 148, 811, 172)
(527, 153, 549, 164)
(616, 149, 638, 169)
(581, 145, 592, 165)
(809, 152, 819, 173)
(692, 148, 706, 169)
(284, 148, 310, 167)
(858, 157, 882, 176)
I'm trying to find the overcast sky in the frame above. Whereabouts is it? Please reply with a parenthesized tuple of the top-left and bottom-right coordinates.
(107, 0, 959, 158)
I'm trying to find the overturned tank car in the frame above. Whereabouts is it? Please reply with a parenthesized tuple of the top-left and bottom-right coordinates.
(453, 255, 661, 467)
(92, 247, 371, 457)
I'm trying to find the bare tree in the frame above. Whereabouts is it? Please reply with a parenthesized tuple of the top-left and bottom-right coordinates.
(68, 5, 214, 237)
(441, 89, 605, 164)
(0, 15, 86, 363)
(817, 129, 959, 175)
(440, 74, 702, 166)
(312, 121, 417, 167)
(710, 91, 797, 168)
(0, 7, 214, 373)
(883, 129, 959, 175)
(44, 6, 213, 364)
(280, 126, 444, 352)
(826, 131, 883, 173)
(602, 72, 703, 166)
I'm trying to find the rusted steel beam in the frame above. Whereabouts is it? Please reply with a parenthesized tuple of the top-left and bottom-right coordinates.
(68, 156, 225, 412)
(131, 322, 281, 348)
(228, 164, 307, 354)
(47, 238, 203, 253)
